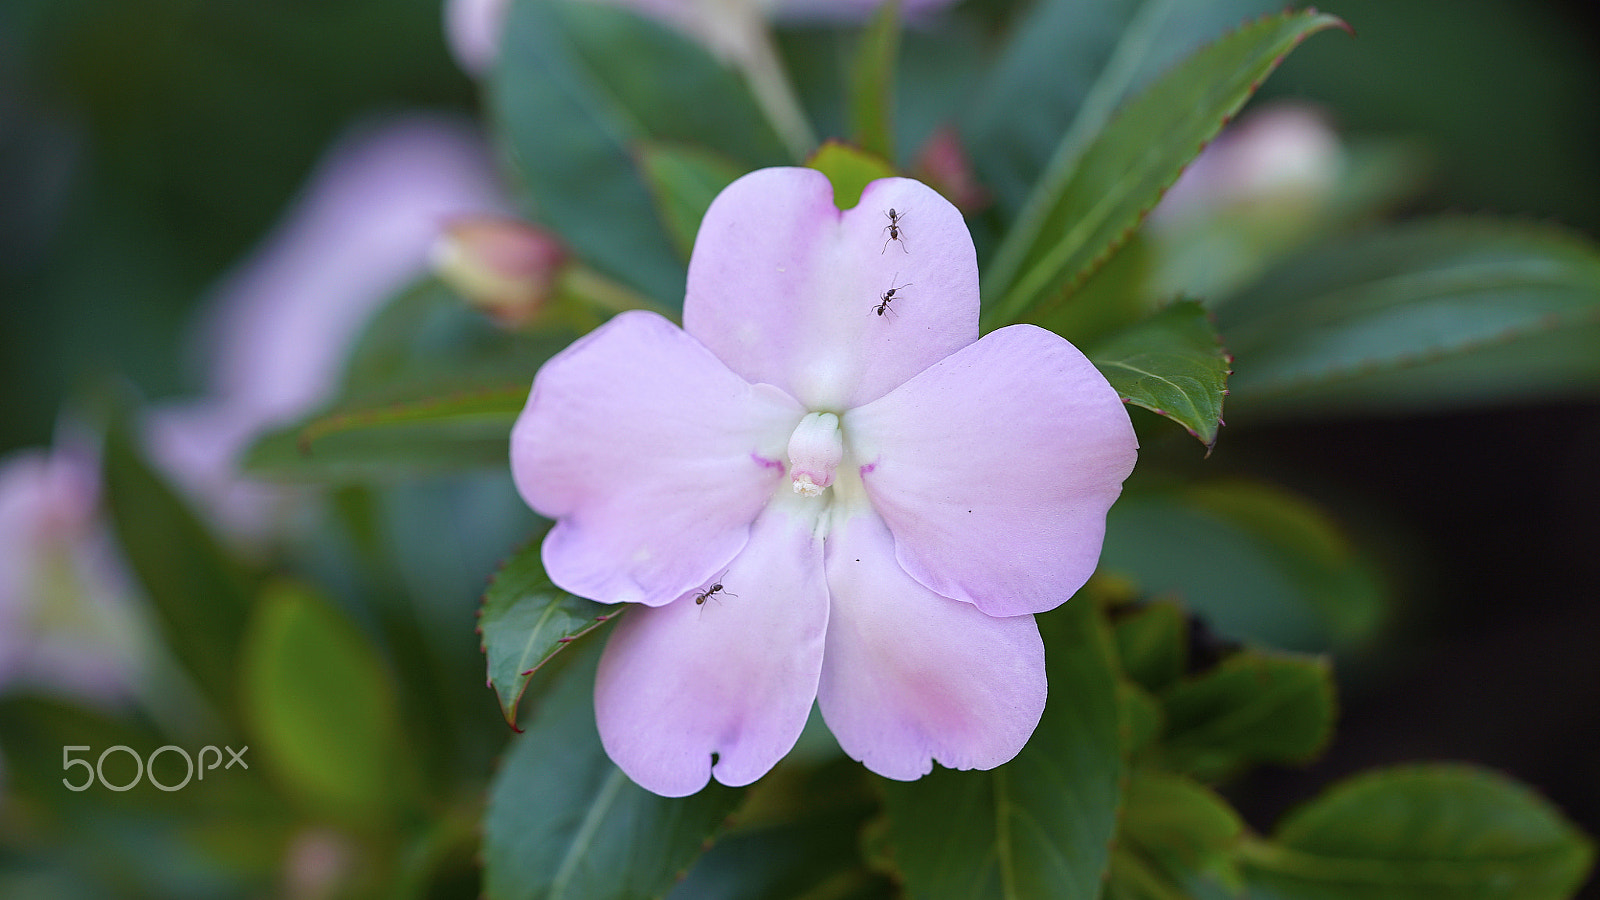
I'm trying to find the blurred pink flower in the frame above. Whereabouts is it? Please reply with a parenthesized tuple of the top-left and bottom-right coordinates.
(511, 168, 1137, 796)
(146, 114, 512, 541)
(446, 0, 510, 75)
(446, 0, 960, 75)
(1153, 102, 1344, 225)
(0, 443, 143, 702)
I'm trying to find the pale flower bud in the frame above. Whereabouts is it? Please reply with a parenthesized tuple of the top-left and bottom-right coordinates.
(431, 215, 568, 328)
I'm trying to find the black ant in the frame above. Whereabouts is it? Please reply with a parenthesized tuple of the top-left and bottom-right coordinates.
(874, 275, 912, 316)
(693, 571, 736, 607)
(881, 208, 908, 254)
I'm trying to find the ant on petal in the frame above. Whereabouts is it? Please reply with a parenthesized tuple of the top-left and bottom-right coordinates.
(874, 274, 912, 317)
(881, 208, 908, 254)
(694, 571, 737, 611)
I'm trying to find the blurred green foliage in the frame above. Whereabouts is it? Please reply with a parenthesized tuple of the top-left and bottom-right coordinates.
(3, 0, 1599, 897)
(0, 0, 474, 450)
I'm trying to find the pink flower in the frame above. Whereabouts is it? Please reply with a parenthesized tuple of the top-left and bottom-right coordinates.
(510, 168, 1137, 796)
(0, 443, 143, 703)
(146, 114, 511, 541)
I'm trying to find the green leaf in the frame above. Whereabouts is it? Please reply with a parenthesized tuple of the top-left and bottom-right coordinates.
(1117, 769, 1244, 894)
(1159, 650, 1335, 780)
(1216, 218, 1600, 417)
(1123, 769, 1243, 856)
(492, 0, 787, 305)
(637, 141, 746, 261)
(1088, 300, 1231, 449)
(879, 597, 1123, 899)
(1113, 600, 1189, 693)
(982, 10, 1348, 330)
(339, 278, 576, 398)
(806, 140, 896, 211)
(101, 415, 254, 721)
(847, 0, 901, 161)
(483, 638, 744, 900)
(1119, 682, 1165, 760)
(1107, 850, 1191, 900)
(962, 0, 1295, 216)
(479, 537, 620, 729)
(669, 760, 885, 900)
(0, 696, 172, 812)
(1242, 764, 1597, 900)
(243, 384, 526, 482)
(1099, 480, 1387, 652)
(246, 277, 580, 482)
(239, 582, 412, 825)
(671, 817, 885, 900)
(1031, 232, 1159, 347)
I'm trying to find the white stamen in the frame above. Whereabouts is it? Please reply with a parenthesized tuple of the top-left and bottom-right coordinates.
(786, 412, 843, 498)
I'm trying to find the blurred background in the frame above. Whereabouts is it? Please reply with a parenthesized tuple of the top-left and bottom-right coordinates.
(2, 0, 1598, 895)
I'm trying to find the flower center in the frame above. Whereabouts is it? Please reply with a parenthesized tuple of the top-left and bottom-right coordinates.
(786, 411, 843, 498)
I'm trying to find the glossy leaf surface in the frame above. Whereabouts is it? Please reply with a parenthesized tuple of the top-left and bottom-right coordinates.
(1088, 300, 1231, 448)
(479, 537, 619, 729)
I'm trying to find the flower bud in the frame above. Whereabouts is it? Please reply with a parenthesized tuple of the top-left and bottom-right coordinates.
(431, 216, 568, 328)
(913, 126, 991, 214)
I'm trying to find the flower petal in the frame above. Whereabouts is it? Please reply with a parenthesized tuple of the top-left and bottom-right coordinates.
(595, 500, 829, 796)
(817, 511, 1045, 780)
(845, 324, 1137, 617)
(683, 168, 978, 410)
(511, 310, 803, 605)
